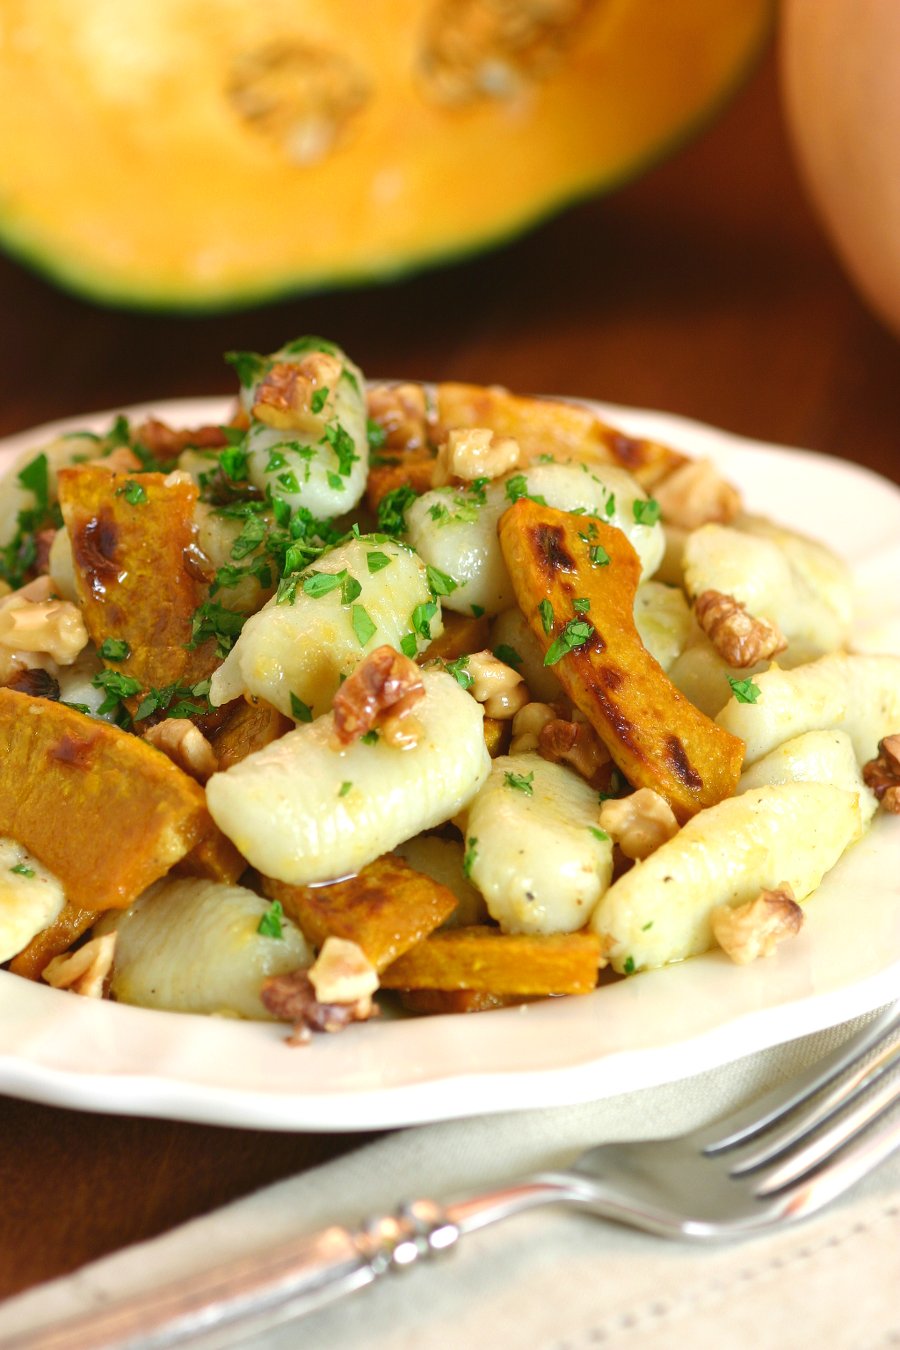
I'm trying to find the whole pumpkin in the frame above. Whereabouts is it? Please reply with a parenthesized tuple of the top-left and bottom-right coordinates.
(780, 0, 900, 336)
(0, 0, 771, 310)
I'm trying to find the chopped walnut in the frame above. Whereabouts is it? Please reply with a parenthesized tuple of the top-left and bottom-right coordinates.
(86, 445, 143, 473)
(432, 426, 522, 485)
(332, 645, 425, 745)
(0, 599, 89, 665)
(510, 700, 560, 753)
(862, 734, 900, 814)
(465, 650, 529, 719)
(711, 884, 804, 965)
(42, 933, 117, 999)
(694, 589, 787, 668)
(538, 716, 610, 787)
(308, 937, 379, 1005)
(654, 458, 743, 530)
(0, 575, 55, 609)
(132, 419, 230, 461)
(252, 353, 342, 433)
(143, 719, 218, 784)
(599, 788, 679, 860)
(261, 964, 378, 1045)
(366, 382, 431, 453)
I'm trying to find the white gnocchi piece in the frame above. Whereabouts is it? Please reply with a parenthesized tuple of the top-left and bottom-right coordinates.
(392, 835, 488, 927)
(244, 340, 368, 518)
(591, 782, 862, 973)
(96, 877, 311, 1019)
(737, 729, 878, 826)
(0, 432, 104, 550)
(488, 607, 563, 703)
(464, 753, 613, 935)
(683, 522, 851, 655)
(633, 581, 692, 672)
(0, 838, 66, 963)
(406, 462, 665, 618)
(209, 535, 440, 718)
(206, 669, 491, 886)
(715, 652, 900, 767)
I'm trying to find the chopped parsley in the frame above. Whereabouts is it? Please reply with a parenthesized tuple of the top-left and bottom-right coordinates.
(351, 604, 377, 646)
(544, 618, 594, 667)
(426, 564, 458, 597)
(504, 770, 534, 796)
(471, 604, 485, 618)
(134, 680, 212, 723)
(10, 863, 35, 878)
(504, 474, 547, 506)
(290, 693, 313, 722)
(219, 444, 250, 484)
(589, 544, 610, 568)
(98, 638, 131, 662)
(324, 422, 359, 477)
(302, 569, 346, 599)
(188, 601, 247, 658)
(400, 632, 419, 658)
(411, 600, 438, 641)
(442, 655, 473, 690)
(339, 781, 353, 797)
(588, 826, 609, 843)
(91, 668, 142, 717)
(633, 498, 661, 526)
(361, 728, 380, 745)
(604, 492, 616, 519)
(224, 349, 267, 388)
(366, 417, 387, 451)
(366, 551, 391, 574)
(728, 676, 762, 704)
(493, 643, 523, 670)
(463, 836, 478, 878)
(310, 386, 329, 415)
(377, 484, 418, 536)
(623, 955, 636, 975)
(341, 575, 362, 605)
(116, 480, 147, 506)
(573, 597, 591, 614)
(257, 899, 284, 939)
(539, 598, 554, 634)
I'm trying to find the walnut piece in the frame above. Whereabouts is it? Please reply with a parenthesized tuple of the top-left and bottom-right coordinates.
(654, 458, 743, 530)
(366, 382, 431, 453)
(599, 788, 679, 860)
(42, 933, 117, 999)
(308, 937, 379, 1005)
(538, 715, 610, 787)
(332, 645, 425, 745)
(510, 700, 560, 754)
(261, 964, 378, 1045)
(862, 734, 900, 813)
(432, 426, 522, 486)
(143, 719, 218, 784)
(0, 599, 89, 665)
(252, 353, 342, 433)
(694, 589, 787, 668)
(86, 445, 143, 473)
(466, 650, 529, 718)
(132, 419, 230, 462)
(711, 884, 804, 965)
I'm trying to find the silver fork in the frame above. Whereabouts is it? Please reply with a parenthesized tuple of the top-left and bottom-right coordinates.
(7, 1002, 900, 1350)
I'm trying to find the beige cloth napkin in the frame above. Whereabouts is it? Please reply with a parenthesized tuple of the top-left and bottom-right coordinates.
(3, 1010, 899, 1349)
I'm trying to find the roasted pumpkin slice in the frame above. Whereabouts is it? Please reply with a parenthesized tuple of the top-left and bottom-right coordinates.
(0, 690, 218, 910)
(262, 854, 458, 972)
(0, 1, 771, 308)
(380, 926, 603, 995)
(498, 501, 744, 819)
(57, 465, 216, 693)
(435, 385, 689, 489)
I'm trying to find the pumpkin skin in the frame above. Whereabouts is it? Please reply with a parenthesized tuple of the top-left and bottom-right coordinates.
(0, 0, 772, 310)
(780, 0, 900, 336)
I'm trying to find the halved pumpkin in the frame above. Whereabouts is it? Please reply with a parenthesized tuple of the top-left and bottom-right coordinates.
(0, 0, 771, 309)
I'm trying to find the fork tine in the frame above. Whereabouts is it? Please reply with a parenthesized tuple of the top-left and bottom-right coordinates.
(752, 1059, 900, 1195)
(729, 1026, 900, 1175)
(743, 1094, 900, 1230)
(700, 1002, 900, 1154)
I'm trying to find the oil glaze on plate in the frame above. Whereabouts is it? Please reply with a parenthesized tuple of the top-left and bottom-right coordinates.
(0, 397, 898, 1132)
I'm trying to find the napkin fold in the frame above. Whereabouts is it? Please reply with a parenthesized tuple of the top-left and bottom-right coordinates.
(3, 1011, 899, 1349)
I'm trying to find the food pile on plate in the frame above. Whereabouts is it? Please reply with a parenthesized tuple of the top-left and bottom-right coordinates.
(0, 337, 897, 1043)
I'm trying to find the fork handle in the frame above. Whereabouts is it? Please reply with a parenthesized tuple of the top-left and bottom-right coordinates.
(5, 1182, 576, 1350)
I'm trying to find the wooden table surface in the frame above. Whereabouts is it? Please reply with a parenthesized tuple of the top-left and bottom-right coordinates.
(1, 44, 898, 1301)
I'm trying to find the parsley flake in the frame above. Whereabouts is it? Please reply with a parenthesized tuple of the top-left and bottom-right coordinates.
(117, 480, 147, 506)
(361, 729, 380, 745)
(623, 955, 636, 975)
(377, 484, 418, 536)
(588, 826, 609, 842)
(426, 564, 458, 597)
(339, 780, 353, 797)
(290, 693, 313, 722)
(351, 604, 377, 647)
(257, 900, 284, 940)
(366, 551, 391, 574)
(504, 770, 534, 796)
(633, 498, 661, 526)
(539, 598, 554, 634)
(302, 569, 346, 599)
(411, 600, 438, 641)
(442, 655, 473, 690)
(98, 638, 131, 662)
(463, 837, 479, 878)
(589, 544, 610, 568)
(544, 618, 594, 667)
(10, 863, 35, 878)
(728, 676, 762, 704)
(366, 417, 387, 451)
(573, 597, 591, 614)
(493, 644, 523, 670)
(400, 632, 419, 658)
(310, 386, 329, 415)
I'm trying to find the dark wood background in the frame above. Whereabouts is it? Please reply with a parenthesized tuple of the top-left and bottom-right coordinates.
(1, 43, 897, 1299)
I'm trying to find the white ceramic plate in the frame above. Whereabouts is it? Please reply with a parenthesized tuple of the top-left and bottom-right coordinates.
(1, 397, 899, 1132)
